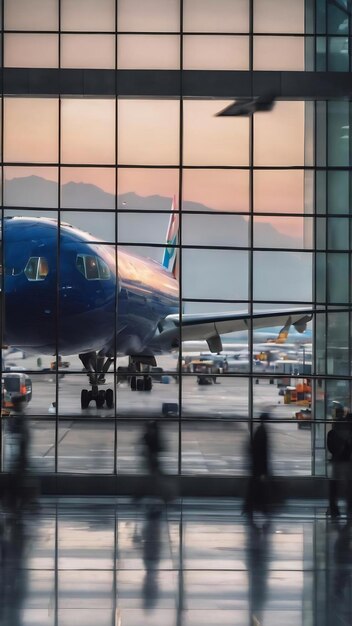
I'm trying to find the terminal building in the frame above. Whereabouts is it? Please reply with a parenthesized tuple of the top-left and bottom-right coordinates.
(0, 0, 350, 481)
(0, 1, 352, 623)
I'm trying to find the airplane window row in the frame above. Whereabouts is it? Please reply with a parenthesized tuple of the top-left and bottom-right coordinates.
(24, 256, 49, 281)
(76, 254, 111, 280)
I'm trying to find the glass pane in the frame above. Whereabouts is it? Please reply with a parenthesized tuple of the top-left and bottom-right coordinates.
(316, 218, 327, 250)
(4, 98, 59, 164)
(118, 100, 179, 166)
(118, 168, 179, 210)
(4, 0, 58, 30)
(253, 379, 312, 475)
(183, 35, 249, 70)
(253, 0, 305, 33)
(183, 0, 249, 33)
(61, 211, 115, 242)
(4, 34, 58, 68)
(253, 36, 305, 71)
(254, 170, 305, 213)
(327, 253, 349, 303)
(183, 169, 249, 213)
(117, 35, 179, 70)
(253, 217, 313, 249)
(118, 211, 171, 245)
(183, 213, 249, 247)
(61, 99, 115, 165)
(4, 166, 58, 208)
(181, 419, 248, 474)
(327, 217, 349, 250)
(254, 101, 305, 167)
(61, 35, 115, 69)
(183, 101, 249, 167)
(328, 101, 349, 167)
(327, 170, 350, 214)
(118, 0, 180, 32)
(182, 249, 248, 300)
(253, 252, 312, 302)
(117, 419, 178, 474)
(328, 37, 349, 71)
(61, 167, 115, 209)
(327, 311, 350, 376)
(327, 2, 349, 35)
(61, 0, 115, 32)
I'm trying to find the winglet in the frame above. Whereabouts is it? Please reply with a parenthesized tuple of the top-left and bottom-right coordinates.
(162, 195, 179, 280)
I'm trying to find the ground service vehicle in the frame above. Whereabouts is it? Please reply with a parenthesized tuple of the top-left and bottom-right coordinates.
(2, 372, 32, 408)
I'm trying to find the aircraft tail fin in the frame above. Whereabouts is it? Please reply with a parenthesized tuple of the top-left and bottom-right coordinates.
(266, 316, 292, 344)
(162, 195, 179, 280)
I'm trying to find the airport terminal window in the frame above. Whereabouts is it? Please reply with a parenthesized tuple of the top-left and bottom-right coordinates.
(24, 257, 49, 281)
(76, 254, 111, 281)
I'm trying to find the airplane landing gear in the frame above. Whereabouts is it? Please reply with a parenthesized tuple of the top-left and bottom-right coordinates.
(79, 351, 115, 410)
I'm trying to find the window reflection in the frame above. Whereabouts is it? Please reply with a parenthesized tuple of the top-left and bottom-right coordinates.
(253, 0, 304, 33)
(253, 36, 305, 71)
(4, 0, 58, 30)
(61, 100, 115, 165)
(118, 100, 179, 166)
(4, 34, 58, 68)
(117, 35, 179, 70)
(4, 167, 58, 208)
(183, 35, 249, 70)
(118, 0, 180, 32)
(183, 0, 249, 33)
(61, 0, 115, 32)
(254, 101, 305, 167)
(4, 98, 59, 164)
(183, 101, 249, 167)
(183, 169, 249, 213)
(254, 170, 305, 214)
(182, 249, 248, 300)
(61, 35, 115, 69)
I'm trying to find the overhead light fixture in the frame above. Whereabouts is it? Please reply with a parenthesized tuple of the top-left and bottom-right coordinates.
(216, 94, 276, 117)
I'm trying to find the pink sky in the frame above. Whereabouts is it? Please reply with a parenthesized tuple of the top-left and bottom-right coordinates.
(4, 98, 308, 237)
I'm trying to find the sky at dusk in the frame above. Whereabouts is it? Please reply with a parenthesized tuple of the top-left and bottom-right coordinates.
(3, 99, 308, 238)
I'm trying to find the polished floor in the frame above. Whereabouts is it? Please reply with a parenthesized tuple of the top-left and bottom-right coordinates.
(0, 496, 349, 625)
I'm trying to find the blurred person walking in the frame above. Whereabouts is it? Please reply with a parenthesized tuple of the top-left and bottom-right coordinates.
(327, 407, 352, 518)
(244, 412, 271, 524)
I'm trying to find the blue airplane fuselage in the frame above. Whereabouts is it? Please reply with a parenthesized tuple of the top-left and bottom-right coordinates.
(3, 217, 179, 357)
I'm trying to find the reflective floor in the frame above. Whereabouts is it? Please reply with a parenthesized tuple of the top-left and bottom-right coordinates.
(0, 497, 349, 625)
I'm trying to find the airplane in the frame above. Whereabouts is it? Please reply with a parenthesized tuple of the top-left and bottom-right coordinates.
(2, 206, 313, 409)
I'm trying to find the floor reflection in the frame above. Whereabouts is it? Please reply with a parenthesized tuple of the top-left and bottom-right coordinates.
(0, 497, 349, 625)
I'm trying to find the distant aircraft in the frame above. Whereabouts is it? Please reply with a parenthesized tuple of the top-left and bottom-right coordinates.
(3, 204, 312, 408)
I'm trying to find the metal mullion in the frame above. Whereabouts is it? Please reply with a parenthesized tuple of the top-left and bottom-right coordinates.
(114, 0, 118, 477)
(54, 0, 61, 475)
(0, 0, 4, 472)
(178, 0, 183, 477)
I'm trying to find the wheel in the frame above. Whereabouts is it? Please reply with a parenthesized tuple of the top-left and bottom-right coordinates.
(96, 389, 105, 408)
(130, 376, 137, 391)
(81, 389, 90, 409)
(106, 388, 114, 409)
(145, 375, 152, 391)
(136, 378, 144, 391)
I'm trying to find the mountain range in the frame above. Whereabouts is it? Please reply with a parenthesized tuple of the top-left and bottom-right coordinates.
(4, 175, 312, 303)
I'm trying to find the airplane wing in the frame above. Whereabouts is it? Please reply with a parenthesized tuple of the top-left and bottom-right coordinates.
(152, 308, 313, 353)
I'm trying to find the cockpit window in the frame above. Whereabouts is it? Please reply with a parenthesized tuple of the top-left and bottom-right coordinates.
(24, 257, 49, 281)
(76, 254, 110, 280)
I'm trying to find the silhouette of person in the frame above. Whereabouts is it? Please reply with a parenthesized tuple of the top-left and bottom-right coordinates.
(143, 420, 164, 476)
(245, 522, 270, 625)
(5, 398, 30, 515)
(327, 407, 352, 518)
(142, 507, 162, 609)
(244, 413, 271, 523)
